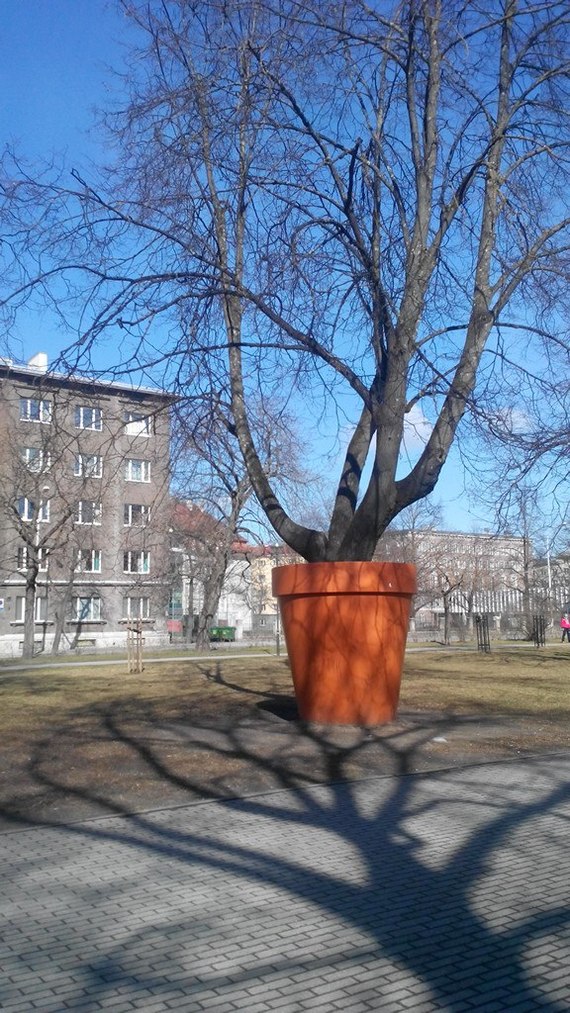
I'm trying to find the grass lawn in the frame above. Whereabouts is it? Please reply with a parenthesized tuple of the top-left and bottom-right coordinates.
(0, 654, 292, 740)
(0, 646, 568, 827)
(402, 646, 570, 715)
(2, 646, 569, 737)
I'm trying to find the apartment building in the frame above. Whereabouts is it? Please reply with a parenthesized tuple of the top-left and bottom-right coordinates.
(376, 526, 528, 633)
(0, 355, 173, 656)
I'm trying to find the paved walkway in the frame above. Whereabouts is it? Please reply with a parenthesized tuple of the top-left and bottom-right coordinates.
(0, 642, 496, 675)
(2, 756, 570, 1012)
(0, 651, 275, 675)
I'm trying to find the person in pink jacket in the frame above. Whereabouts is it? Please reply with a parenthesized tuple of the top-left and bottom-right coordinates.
(560, 614, 570, 642)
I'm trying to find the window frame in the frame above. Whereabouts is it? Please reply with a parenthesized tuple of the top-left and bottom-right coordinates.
(125, 458, 151, 483)
(123, 550, 150, 574)
(14, 595, 47, 622)
(20, 446, 51, 473)
(74, 500, 102, 525)
(124, 410, 153, 437)
(74, 453, 103, 479)
(123, 502, 150, 527)
(73, 596, 101, 622)
(17, 497, 34, 522)
(19, 397, 52, 424)
(17, 546, 49, 572)
(74, 405, 103, 431)
(35, 596, 47, 622)
(75, 548, 102, 574)
(123, 595, 150, 620)
(17, 497, 50, 523)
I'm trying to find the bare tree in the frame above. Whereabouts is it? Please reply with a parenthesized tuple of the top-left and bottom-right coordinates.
(2, 1, 570, 561)
(170, 500, 250, 650)
(486, 482, 570, 635)
(170, 398, 307, 648)
(377, 500, 444, 625)
(380, 516, 475, 644)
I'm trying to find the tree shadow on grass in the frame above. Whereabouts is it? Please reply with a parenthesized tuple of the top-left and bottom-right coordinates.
(2, 670, 570, 1011)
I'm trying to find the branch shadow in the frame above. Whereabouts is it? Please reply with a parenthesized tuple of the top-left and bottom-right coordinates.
(2, 670, 570, 1011)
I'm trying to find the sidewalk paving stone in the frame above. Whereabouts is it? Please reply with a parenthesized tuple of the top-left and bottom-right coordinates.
(2, 755, 570, 1011)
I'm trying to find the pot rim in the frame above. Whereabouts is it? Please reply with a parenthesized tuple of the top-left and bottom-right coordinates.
(272, 560, 417, 597)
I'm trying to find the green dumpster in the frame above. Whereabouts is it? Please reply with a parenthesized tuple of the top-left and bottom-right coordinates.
(209, 626, 236, 642)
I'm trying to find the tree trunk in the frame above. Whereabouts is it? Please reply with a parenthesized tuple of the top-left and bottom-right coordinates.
(51, 583, 73, 655)
(21, 567, 38, 659)
(70, 617, 84, 650)
(194, 550, 230, 651)
(443, 597, 451, 646)
(51, 610, 65, 655)
(184, 577, 194, 644)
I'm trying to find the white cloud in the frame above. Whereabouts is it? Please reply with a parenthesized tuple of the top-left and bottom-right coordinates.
(402, 404, 433, 452)
(489, 406, 531, 435)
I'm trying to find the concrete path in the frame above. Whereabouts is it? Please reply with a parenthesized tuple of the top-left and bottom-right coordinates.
(2, 755, 570, 1012)
(3, 641, 549, 679)
(0, 651, 275, 675)
(0, 643, 493, 675)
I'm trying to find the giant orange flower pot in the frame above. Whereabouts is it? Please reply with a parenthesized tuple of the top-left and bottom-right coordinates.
(272, 561, 417, 726)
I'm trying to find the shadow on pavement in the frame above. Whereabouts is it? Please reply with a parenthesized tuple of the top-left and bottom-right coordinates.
(2, 665, 570, 1010)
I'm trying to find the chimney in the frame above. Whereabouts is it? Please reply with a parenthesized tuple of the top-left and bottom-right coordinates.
(27, 352, 48, 373)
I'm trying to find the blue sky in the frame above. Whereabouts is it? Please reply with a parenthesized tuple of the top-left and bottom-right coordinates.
(0, 1, 504, 534)
(1, 1, 128, 162)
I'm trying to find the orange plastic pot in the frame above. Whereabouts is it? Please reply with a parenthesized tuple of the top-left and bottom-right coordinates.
(272, 561, 417, 726)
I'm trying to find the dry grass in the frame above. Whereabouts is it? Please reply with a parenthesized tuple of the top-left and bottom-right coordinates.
(1, 647, 569, 743)
(401, 647, 570, 716)
(0, 656, 292, 741)
(1, 647, 569, 827)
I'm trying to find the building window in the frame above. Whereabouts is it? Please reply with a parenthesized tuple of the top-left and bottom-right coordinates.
(123, 596, 150, 619)
(17, 497, 33, 522)
(20, 447, 51, 473)
(125, 459, 151, 483)
(123, 503, 150, 526)
(17, 497, 50, 523)
(19, 398, 52, 424)
(123, 550, 150, 574)
(73, 596, 101, 622)
(17, 546, 48, 572)
(75, 549, 101, 573)
(74, 405, 102, 430)
(15, 596, 47, 622)
(74, 454, 103, 478)
(74, 500, 102, 525)
(124, 410, 153, 437)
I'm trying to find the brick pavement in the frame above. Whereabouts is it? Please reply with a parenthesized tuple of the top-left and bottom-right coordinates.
(2, 755, 570, 1012)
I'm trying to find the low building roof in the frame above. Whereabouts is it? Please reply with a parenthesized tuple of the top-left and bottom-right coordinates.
(0, 358, 175, 401)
